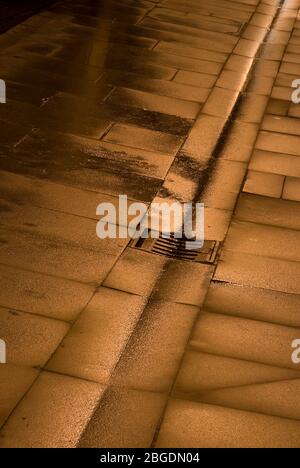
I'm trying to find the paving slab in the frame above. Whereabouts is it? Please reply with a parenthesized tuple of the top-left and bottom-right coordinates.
(205, 281, 300, 327)
(103, 123, 184, 156)
(182, 114, 226, 164)
(107, 87, 200, 120)
(243, 170, 285, 197)
(283, 176, 300, 201)
(218, 121, 258, 162)
(0, 264, 94, 321)
(267, 97, 290, 115)
(265, 104, 300, 125)
(174, 351, 300, 394)
(174, 70, 217, 88)
(0, 371, 105, 448)
(100, 69, 211, 103)
(103, 249, 167, 297)
(111, 300, 198, 392)
(0, 364, 38, 429)
(256, 130, 300, 156)
(249, 149, 300, 177)
(201, 160, 247, 210)
(155, 400, 300, 448)
(0, 306, 69, 368)
(190, 311, 300, 370)
(153, 261, 213, 306)
(79, 386, 166, 448)
(235, 192, 300, 230)
(0, 226, 120, 284)
(0, 170, 140, 220)
(47, 288, 146, 383)
(196, 379, 300, 421)
(154, 41, 228, 63)
(237, 93, 269, 123)
(214, 250, 300, 294)
(223, 219, 300, 262)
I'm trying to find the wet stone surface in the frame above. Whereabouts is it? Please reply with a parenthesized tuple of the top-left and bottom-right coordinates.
(1, 0, 300, 451)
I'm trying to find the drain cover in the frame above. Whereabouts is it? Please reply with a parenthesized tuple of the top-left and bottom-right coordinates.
(130, 232, 220, 264)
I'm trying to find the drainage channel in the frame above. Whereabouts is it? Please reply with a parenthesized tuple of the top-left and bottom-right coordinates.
(191, 0, 286, 204)
(130, 234, 219, 264)
(130, 0, 286, 264)
(149, 0, 295, 449)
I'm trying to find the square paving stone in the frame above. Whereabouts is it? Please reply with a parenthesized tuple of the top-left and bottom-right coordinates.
(2, 128, 166, 201)
(0, 364, 38, 429)
(47, 287, 146, 383)
(202, 160, 247, 210)
(203, 207, 233, 241)
(254, 59, 280, 78)
(247, 75, 274, 95)
(0, 264, 94, 321)
(153, 260, 213, 306)
(225, 54, 252, 74)
(0, 306, 69, 368)
(260, 43, 286, 61)
(216, 70, 246, 91)
(0, 200, 127, 256)
(237, 94, 269, 123)
(104, 248, 167, 296)
(182, 114, 226, 163)
(111, 300, 198, 393)
(140, 17, 238, 54)
(271, 86, 293, 101)
(219, 121, 258, 162)
(234, 38, 260, 57)
(266, 98, 289, 116)
(283, 176, 300, 201)
(79, 386, 166, 448)
(202, 87, 239, 118)
(0, 371, 104, 448)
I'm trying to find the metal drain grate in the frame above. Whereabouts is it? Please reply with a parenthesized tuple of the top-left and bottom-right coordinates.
(130, 232, 220, 264)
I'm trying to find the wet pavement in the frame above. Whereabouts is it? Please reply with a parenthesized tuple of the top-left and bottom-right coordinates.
(0, 1, 55, 33)
(1, 0, 300, 448)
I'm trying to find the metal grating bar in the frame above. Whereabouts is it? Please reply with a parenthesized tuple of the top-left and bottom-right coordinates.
(130, 232, 220, 264)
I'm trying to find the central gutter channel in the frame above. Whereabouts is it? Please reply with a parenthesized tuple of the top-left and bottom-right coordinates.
(192, 0, 286, 204)
(148, 0, 293, 448)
